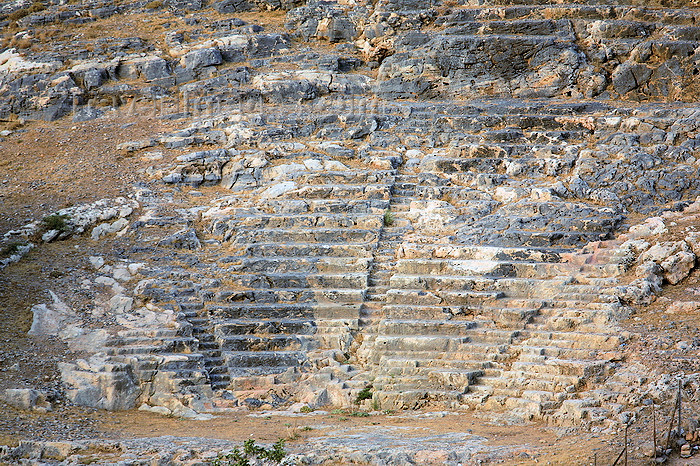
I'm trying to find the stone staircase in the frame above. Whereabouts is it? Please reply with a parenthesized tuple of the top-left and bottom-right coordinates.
(340, 100, 648, 420)
(187, 160, 396, 393)
(89, 93, 700, 423)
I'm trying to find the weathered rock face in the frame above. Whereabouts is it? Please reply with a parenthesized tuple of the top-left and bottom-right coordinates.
(370, 4, 700, 101)
(3, 0, 700, 432)
(1, 389, 52, 413)
(59, 357, 140, 411)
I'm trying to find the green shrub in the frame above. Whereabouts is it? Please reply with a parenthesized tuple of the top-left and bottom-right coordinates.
(383, 209, 394, 227)
(40, 213, 70, 232)
(0, 242, 26, 258)
(212, 447, 248, 466)
(299, 405, 314, 413)
(212, 439, 286, 466)
(355, 386, 373, 404)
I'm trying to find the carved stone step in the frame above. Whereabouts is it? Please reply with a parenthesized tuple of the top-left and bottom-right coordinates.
(225, 213, 382, 231)
(525, 314, 613, 332)
(372, 335, 469, 352)
(374, 389, 466, 410)
(385, 289, 503, 305)
(515, 344, 598, 360)
(510, 359, 606, 378)
(223, 272, 368, 290)
(477, 372, 583, 393)
(289, 170, 396, 185)
(218, 334, 317, 352)
(388, 274, 569, 295)
(292, 184, 390, 200)
(208, 302, 361, 319)
(215, 319, 317, 336)
(223, 350, 306, 372)
(105, 337, 199, 355)
(376, 319, 479, 335)
(496, 229, 612, 247)
(479, 394, 563, 419)
(210, 373, 232, 390)
(213, 287, 366, 304)
(394, 258, 577, 278)
(221, 256, 372, 274)
(518, 329, 623, 349)
(397, 243, 569, 262)
(381, 304, 520, 320)
(377, 347, 508, 368)
(232, 227, 379, 244)
(240, 242, 375, 258)
(248, 198, 389, 215)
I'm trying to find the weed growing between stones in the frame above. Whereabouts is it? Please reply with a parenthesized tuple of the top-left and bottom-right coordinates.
(211, 439, 286, 466)
(40, 213, 70, 233)
(383, 209, 394, 227)
(0, 242, 26, 258)
(355, 386, 373, 404)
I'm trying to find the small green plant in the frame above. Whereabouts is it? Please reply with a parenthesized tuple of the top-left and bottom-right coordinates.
(350, 411, 370, 417)
(0, 242, 26, 258)
(299, 405, 314, 413)
(144, 0, 163, 8)
(383, 209, 395, 227)
(261, 439, 286, 463)
(211, 439, 286, 466)
(40, 213, 70, 232)
(300, 426, 313, 431)
(355, 386, 373, 404)
(211, 447, 248, 466)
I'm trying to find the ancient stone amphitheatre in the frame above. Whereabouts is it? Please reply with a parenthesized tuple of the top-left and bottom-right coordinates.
(4, 0, 700, 463)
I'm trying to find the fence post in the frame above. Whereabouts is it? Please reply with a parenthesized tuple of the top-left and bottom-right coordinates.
(652, 401, 657, 460)
(678, 380, 682, 439)
(624, 423, 628, 466)
(666, 389, 679, 450)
